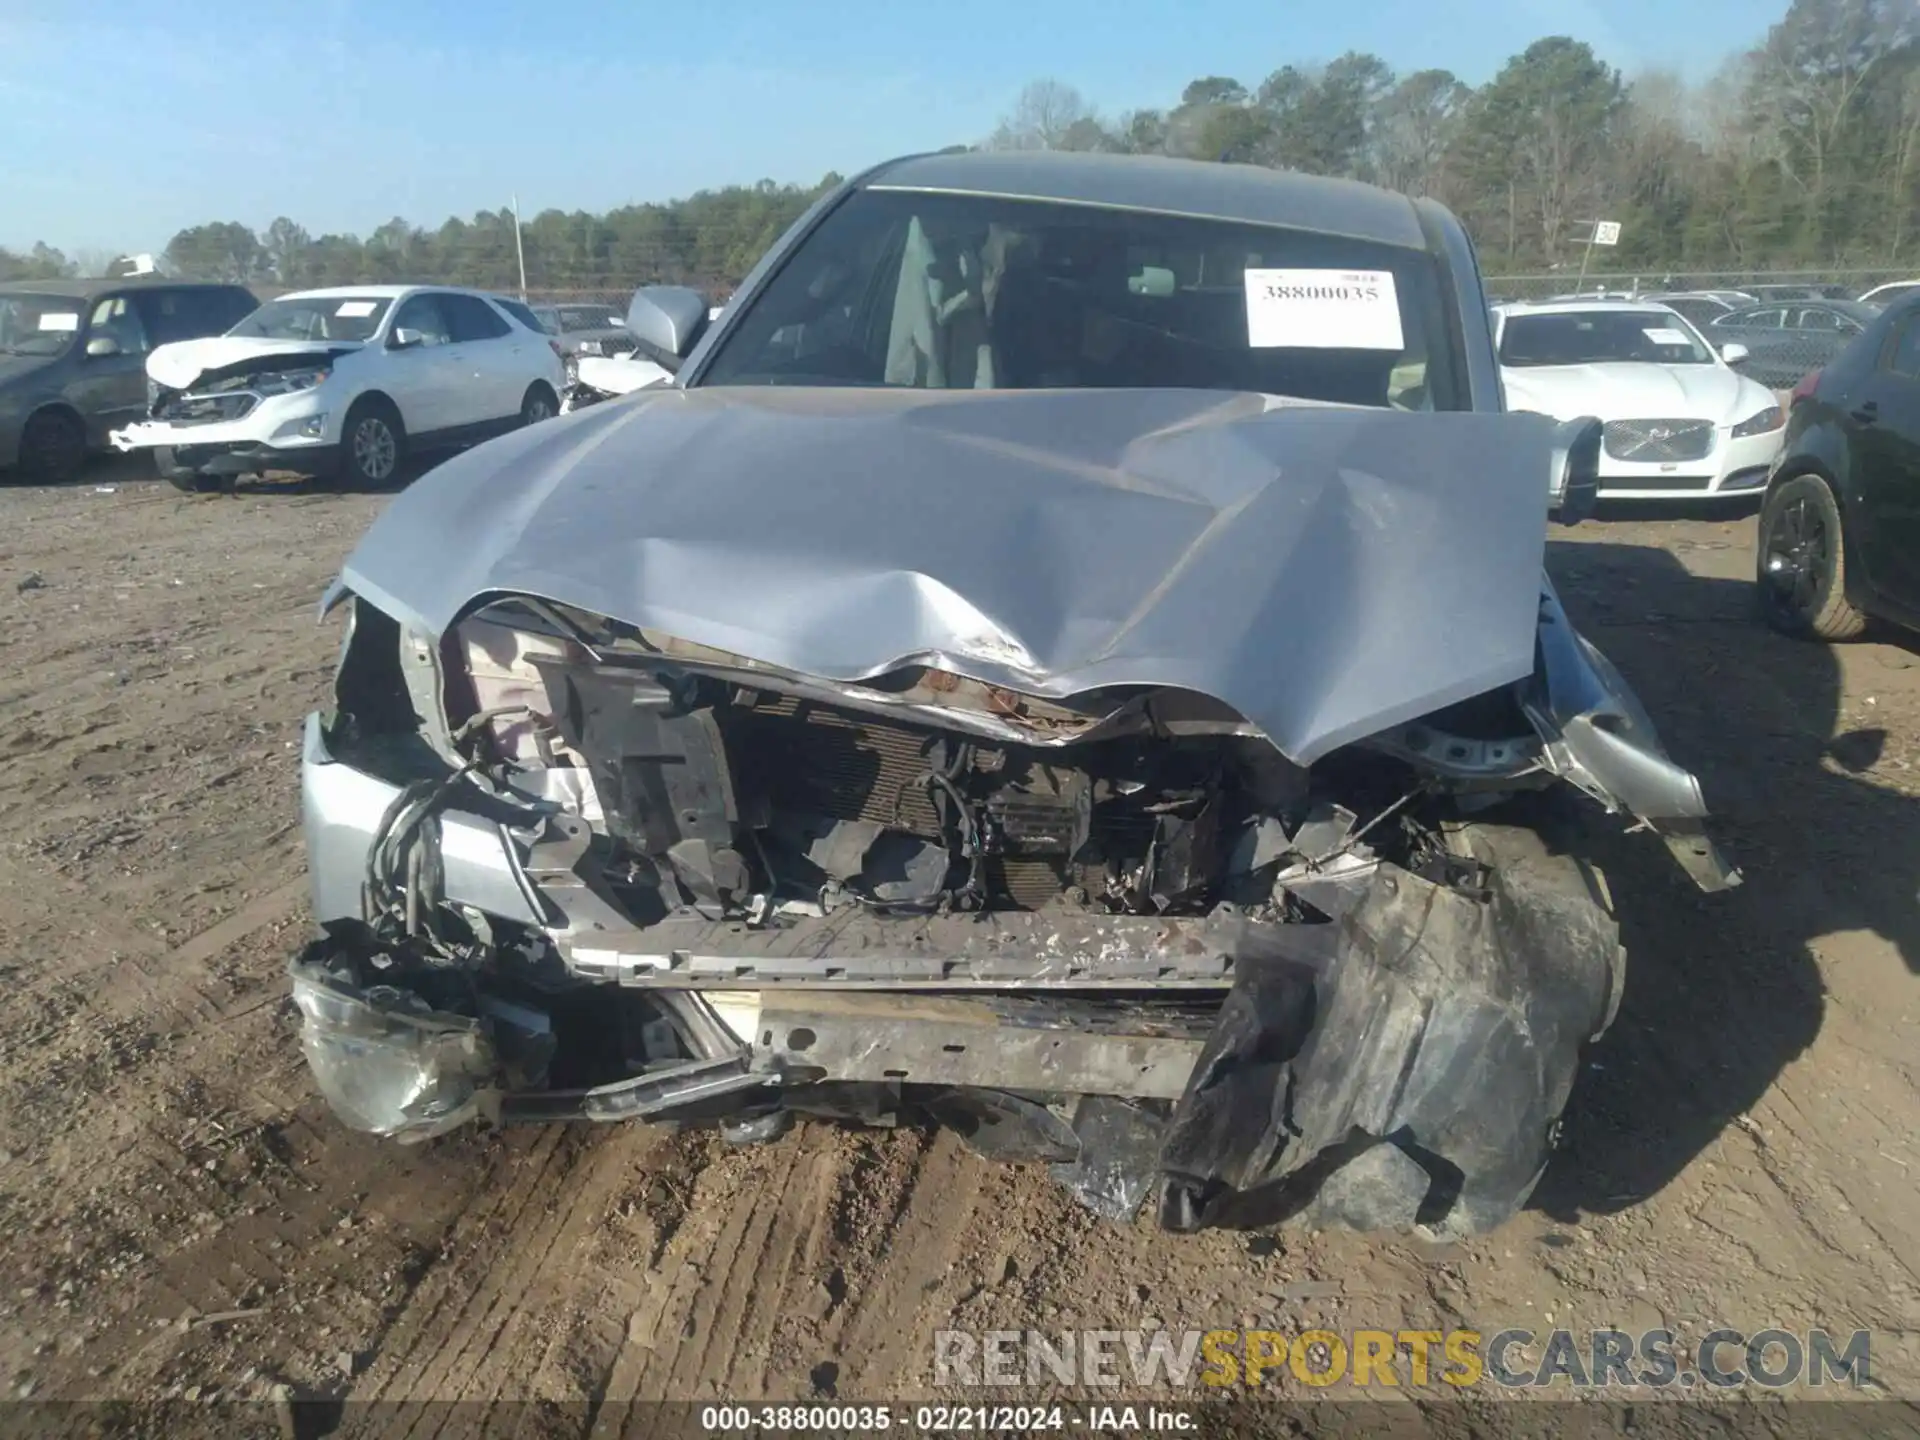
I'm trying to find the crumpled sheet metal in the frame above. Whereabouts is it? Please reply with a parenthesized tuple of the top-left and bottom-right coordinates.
(337, 386, 1558, 766)
(1156, 855, 1623, 1239)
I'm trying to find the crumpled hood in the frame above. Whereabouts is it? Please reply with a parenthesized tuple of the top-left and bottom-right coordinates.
(146, 335, 359, 392)
(1501, 362, 1770, 424)
(338, 386, 1558, 766)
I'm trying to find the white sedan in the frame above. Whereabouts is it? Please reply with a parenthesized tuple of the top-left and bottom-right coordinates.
(1493, 300, 1787, 502)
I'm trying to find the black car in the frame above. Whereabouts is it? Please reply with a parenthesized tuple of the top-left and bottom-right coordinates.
(1756, 295, 1920, 639)
(1712, 300, 1881, 388)
(0, 278, 258, 482)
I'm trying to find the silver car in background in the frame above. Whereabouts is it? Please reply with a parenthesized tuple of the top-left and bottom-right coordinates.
(529, 301, 639, 362)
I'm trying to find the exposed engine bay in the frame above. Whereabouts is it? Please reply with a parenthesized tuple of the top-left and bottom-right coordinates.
(291, 587, 1718, 1239)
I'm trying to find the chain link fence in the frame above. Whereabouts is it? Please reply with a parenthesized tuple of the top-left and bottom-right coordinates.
(1480, 268, 1917, 303)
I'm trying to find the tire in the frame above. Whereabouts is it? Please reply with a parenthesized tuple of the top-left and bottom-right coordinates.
(1755, 472, 1867, 641)
(16, 409, 86, 485)
(337, 399, 405, 489)
(519, 382, 558, 427)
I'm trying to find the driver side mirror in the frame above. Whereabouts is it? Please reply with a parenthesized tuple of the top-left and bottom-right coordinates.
(85, 336, 121, 358)
(388, 327, 426, 350)
(624, 285, 710, 373)
(1549, 416, 1603, 526)
(1719, 342, 1750, 367)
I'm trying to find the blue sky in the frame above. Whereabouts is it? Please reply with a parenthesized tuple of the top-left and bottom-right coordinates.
(2, 0, 1781, 256)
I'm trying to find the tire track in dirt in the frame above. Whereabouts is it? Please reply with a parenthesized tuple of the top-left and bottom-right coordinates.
(826, 1130, 982, 1395)
(587, 1126, 982, 1433)
(347, 1128, 581, 1410)
(593, 1143, 801, 1434)
(340, 1121, 680, 1439)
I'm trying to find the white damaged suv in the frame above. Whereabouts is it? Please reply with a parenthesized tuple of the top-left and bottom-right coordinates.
(110, 285, 565, 491)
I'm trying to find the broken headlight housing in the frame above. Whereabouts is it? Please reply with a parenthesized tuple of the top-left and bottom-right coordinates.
(289, 959, 498, 1141)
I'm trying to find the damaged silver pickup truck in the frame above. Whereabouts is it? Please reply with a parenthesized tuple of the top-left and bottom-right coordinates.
(292, 151, 1738, 1239)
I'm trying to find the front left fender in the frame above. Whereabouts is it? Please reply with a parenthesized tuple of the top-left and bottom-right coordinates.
(1523, 580, 1741, 892)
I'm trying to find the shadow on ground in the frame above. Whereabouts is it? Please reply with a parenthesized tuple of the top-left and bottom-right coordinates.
(1593, 496, 1765, 525)
(1533, 535, 1920, 1221)
(13, 446, 456, 498)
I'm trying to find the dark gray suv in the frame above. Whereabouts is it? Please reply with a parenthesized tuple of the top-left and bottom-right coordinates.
(0, 278, 258, 482)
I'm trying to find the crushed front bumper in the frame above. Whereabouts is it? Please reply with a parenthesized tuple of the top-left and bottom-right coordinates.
(294, 712, 1626, 1237)
(110, 394, 337, 475)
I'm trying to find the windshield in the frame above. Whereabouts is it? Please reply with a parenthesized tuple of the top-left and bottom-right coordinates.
(1498, 309, 1715, 367)
(698, 188, 1463, 410)
(0, 294, 86, 357)
(228, 295, 391, 343)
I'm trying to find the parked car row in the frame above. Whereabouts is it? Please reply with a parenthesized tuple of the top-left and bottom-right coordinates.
(1544, 279, 1918, 316)
(0, 280, 680, 490)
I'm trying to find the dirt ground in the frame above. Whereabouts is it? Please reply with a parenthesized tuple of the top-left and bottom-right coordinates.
(3, 455, 1920, 1432)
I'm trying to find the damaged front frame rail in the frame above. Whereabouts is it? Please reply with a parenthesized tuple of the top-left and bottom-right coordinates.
(294, 840, 1623, 1239)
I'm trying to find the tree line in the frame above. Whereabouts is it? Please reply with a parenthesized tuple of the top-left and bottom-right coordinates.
(987, 0, 1919, 272)
(4, 0, 1914, 292)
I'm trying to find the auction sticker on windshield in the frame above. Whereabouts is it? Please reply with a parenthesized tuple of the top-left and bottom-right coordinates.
(1642, 327, 1691, 346)
(1244, 269, 1404, 350)
(336, 301, 379, 317)
(38, 313, 79, 332)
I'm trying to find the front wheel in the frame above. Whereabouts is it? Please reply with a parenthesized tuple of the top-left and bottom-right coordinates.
(17, 409, 86, 485)
(338, 401, 405, 489)
(519, 383, 558, 427)
(1756, 473, 1867, 640)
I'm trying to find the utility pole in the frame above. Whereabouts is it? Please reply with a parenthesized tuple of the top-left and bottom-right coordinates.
(510, 194, 528, 301)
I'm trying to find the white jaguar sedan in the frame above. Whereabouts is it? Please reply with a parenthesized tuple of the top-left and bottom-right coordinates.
(1492, 299, 1787, 501)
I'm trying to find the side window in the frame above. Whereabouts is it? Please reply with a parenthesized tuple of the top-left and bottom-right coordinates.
(223, 289, 259, 330)
(1796, 308, 1844, 332)
(443, 294, 512, 342)
(88, 295, 150, 355)
(134, 288, 230, 345)
(1887, 318, 1920, 380)
(390, 294, 453, 346)
(492, 298, 542, 333)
